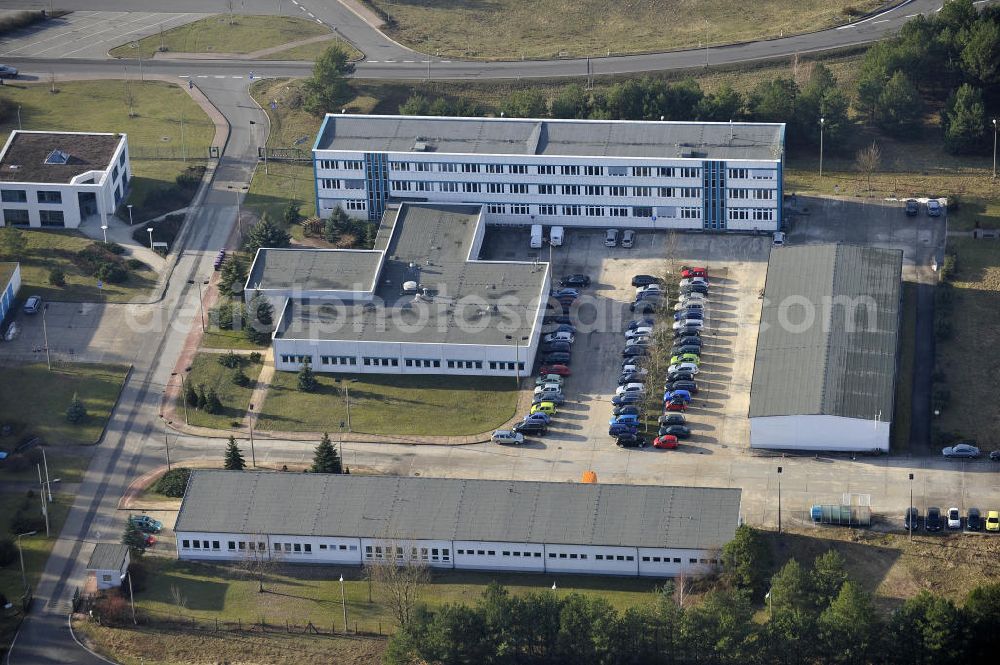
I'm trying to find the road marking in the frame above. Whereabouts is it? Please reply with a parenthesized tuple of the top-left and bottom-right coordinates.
(871, 19, 889, 24)
(316, 18, 323, 24)
(308, 12, 316, 18)
(905, 13, 918, 18)
(403, 60, 414, 62)
(179, 74, 190, 78)
(384, 59, 396, 62)
(368, 60, 379, 63)
(232, 76, 244, 79)
(441, 60, 452, 63)
(292, 0, 299, 3)
(197, 75, 208, 78)
(214, 75, 226, 79)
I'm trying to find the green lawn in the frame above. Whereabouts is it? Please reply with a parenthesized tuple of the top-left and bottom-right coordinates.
(369, 0, 890, 59)
(199, 328, 268, 351)
(256, 371, 517, 436)
(0, 447, 91, 484)
(110, 15, 332, 59)
(0, 363, 129, 447)
(244, 161, 317, 224)
(129, 557, 661, 633)
(261, 38, 364, 62)
(891, 282, 917, 453)
(179, 353, 261, 429)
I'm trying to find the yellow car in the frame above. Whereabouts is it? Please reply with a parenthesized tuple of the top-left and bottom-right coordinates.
(986, 511, 1000, 532)
(531, 401, 557, 416)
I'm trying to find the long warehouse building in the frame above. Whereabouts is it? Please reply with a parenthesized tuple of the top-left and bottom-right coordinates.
(312, 115, 785, 233)
(175, 470, 743, 578)
(749, 244, 903, 452)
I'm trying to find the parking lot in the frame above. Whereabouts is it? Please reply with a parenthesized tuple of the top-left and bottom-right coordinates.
(482, 226, 771, 460)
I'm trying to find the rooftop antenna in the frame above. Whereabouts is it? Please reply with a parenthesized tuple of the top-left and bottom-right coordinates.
(729, 119, 734, 143)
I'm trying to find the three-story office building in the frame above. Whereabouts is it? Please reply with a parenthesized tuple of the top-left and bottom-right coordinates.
(312, 115, 784, 233)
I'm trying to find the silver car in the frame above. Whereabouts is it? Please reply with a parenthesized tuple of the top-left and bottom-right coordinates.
(604, 229, 618, 247)
(0, 64, 18, 79)
(621, 229, 635, 248)
(942, 443, 980, 458)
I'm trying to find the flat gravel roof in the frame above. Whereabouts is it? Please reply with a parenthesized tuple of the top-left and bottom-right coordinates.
(0, 131, 122, 184)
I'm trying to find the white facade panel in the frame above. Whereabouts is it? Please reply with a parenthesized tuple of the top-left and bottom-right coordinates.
(454, 541, 545, 572)
(750, 414, 890, 452)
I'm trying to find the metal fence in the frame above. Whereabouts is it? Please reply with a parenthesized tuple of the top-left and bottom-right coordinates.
(130, 146, 214, 161)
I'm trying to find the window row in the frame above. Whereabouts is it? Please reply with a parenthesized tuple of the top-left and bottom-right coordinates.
(729, 188, 776, 200)
(593, 553, 636, 561)
(727, 168, 776, 180)
(640, 556, 721, 564)
(382, 162, 703, 178)
(364, 357, 398, 367)
(182, 539, 220, 550)
(2, 209, 67, 227)
(317, 159, 364, 170)
(405, 358, 441, 368)
(728, 208, 775, 221)
(365, 545, 451, 562)
(487, 361, 526, 371)
(447, 359, 483, 369)
(1, 189, 62, 204)
(280, 354, 312, 364)
(320, 355, 357, 366)
(379, 181, 706, 198)
(321, 178, 364, 190)
(457, 548, 542, 558)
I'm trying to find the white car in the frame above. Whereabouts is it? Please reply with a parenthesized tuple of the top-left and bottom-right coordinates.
(492, 430, 524, 445)
(534, 383, 562, 396)
(947, 507, 961, 529)
(535, 374, 564, 386)
(621, 229, 635, 248)
(679, 277, 709, 289)
(625, 326, 653, 340)
(667, 362, 700, 376)
(672, 319, 704, 331)
(604, 229, 619, 247)
(674, 301, 705, 312)
(543, 332, 575, 344)
(620, 365, 646, 376)
(615, 383, 646, 396)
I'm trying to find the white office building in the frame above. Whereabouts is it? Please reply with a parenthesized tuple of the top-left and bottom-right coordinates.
(312, 115, 784, 232)
(175, 470, 743, 579)
(0, 131, 130, 230)
(246, 202, 550, 376)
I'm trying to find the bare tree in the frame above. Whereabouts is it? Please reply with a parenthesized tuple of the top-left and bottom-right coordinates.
(169, 583, 188, 620)
(47, 71, 58, 94)
(855, 141, 882, 198)
(364, 539, 430, 629)
(239, 535, 279, 593)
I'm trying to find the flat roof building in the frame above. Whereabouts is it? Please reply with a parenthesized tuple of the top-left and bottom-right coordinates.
(0, 131, 131, 230)
(86, 542, 130, 591)
(749, 244, 903, 452)
(175, 470, 742, 578)
(248, 202, 550, 375)
(313, 115, 784, 233)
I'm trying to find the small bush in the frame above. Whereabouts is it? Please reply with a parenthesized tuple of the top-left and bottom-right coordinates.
(940, 252, 957, 282)
(96, 262, 128, 284)
(175, 165, 204, 190)
(126, 258, 148, 271)
(231, 367, 250, 387)
(249, 351, 262, 363)
(48, 268, 65, 287)
(152, 467, 191, 498)
(66, 393, 88, 424)
(95, 241, 126, 255)
(218, 351, 241, 368)
(301, 217, 324, 238)
(93, 592, 133, 627)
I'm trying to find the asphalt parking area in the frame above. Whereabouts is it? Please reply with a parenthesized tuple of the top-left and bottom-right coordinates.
(0, 11, 206, 59)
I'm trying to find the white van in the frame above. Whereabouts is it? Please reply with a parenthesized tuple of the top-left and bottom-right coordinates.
(550, 226, 564, 246)
(530, 224, 544, 248)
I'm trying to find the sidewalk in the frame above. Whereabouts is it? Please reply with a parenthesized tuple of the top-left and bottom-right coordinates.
(151, 33, 341, 60)
(76, 209, 174, 272)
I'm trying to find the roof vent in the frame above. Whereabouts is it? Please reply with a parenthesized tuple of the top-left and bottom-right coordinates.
(44, 149, 70, 165)
(7, 165, 20, 170)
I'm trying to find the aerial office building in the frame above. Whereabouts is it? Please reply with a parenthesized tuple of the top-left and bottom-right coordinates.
(175, 470, 743, 579)
(312, 115, 784, 233)
(0, 131, 130, 229)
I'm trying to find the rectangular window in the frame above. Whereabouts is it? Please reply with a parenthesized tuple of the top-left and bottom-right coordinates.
(274, 543, 282, 551)
(284, 543, 291, 552)
(340, 544, 348, 550)
(509, 164, 528, 174)
(318, 159, 337, 170)
(728, 168, 749, 179)
(584, 185, 604, 196)
(616, 555, 625, 561)
(538, 184, 556, 195)
(510, 204, 529, 215)
(392, 180, 412, 192)
(642, 556, 650, 562)
(633, 166, 652, 177)
(609, 185, 627, 197)
(461, 163, 481, 173)
(212, 541, 220, 550)
(343, 160, 363, 170)
(658, 187, 674, 197)
(549, 552, 556, 558)
(485, 163, 503, 174)
(509, 183, 528, 194)
(462, 182, 481, 193)
(633, 186, 651, 197)
(192, 541, 201, 549)
(533, 552, 541, 557)
(596, 554, 604, 560)
(488, 550, 495, 556)
(1, 189, 27, 203)
(633, 206, 653, 218)
(390, 161, 410, 171)
(608, 166, 628, 176)
(320, 544, 328, 550)
(487, 203, 506, 215)
(440, 181, 459, 192)
(585, 206, 603, 217)
(559, 553, 567, 559)
(561, 185, 579, 195)
(562, 205, 580, 216)
(680, 167, 700, 178)
(569, 553, 578, 559)
(439, 162, 458, 172)
(345, 200, 365, 210)
(560, 165, 579, 176)
(658, 166, 675, 177)
(538, 164, 556, 175)
(680, 207, 701, 219)
(3, 209, 29, 226)
(689, 558, 697, 564)
(609, 207, 628, 217)
(414, 181, 432, 191)
(673, 557, 681, 563)
(626, 556, 635, 561)
(754, 189, 775, 200)
(37, 190, 62, 204)
(751, 170, 775, 180)
(538, 204, 557, 215)
(487, 182, 504, 194)
(304, 544, 312, 553)
(228, 541, 236, 550)
(182, 539, 190, 548)
(584, 165, 602, 176)
(321, 178, 341, 189)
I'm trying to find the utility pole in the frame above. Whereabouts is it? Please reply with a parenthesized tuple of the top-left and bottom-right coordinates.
(339, 574, 348, 632)
(127, 571, 137, 624)
(248, 403, 257, 467)
(42, 304, 51, 371)
(163, 430, 172, 471)
(15, 531, 37, 594)
(776, 466, 782, 534)
(993, 118, 997, 180)
(819, 117, 825, 178)
(42, 447, 52, 501)
(908, 473, 914, 542)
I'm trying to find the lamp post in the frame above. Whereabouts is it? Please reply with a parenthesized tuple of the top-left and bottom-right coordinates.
(100, 223, 108, 243)
(15, 531, 37, 593)
(187, 278, 208, 332)
(339, 574, 348, 632)
(248, 403, 257, 468)
(776, 466, 783, 534)
(506, 334, 529, 389)
(41, 304, 51, 371)
(908, 473, 914, 542)
(131, 41, 143, 81)
(127, 204, 134, 226)
(146, 227, 154, 250)
(173, 370, 190, 425)
(819, 117, 825, 178)
(163, 424, 172, 471)
(228, 184, 249, 240)
(993, 118, 997, 180)
(17, 105, 22, 131)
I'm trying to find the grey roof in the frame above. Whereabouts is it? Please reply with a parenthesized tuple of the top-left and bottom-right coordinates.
(175, 471, 742, 551)
(87, 543, 129, 571)
(275, 203, 547, 346)
(0, 131, 122, 184)
(315, 115, 784, 162)
(246, 248, 381, 293)
(749, 244, 902, 421)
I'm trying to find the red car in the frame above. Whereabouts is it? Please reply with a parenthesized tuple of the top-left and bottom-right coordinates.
(681, 266, 708, 279)
(664, 401, 687, 412)
(653, 435, 679, 449)
(539, 364, 571, 376)
(144, 534, 157, 548)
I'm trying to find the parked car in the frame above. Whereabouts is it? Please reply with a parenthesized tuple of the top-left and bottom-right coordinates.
(619, 372, 646, 386)
(653, 435, 679, 449)
(621, 360, 645, 371)
(545, 323, 577, 335)
(523, 412, 552, 425)
(144, 534, 157, 548)
(664, 400, 687, 412)
(630, 300, 659, 313)
(613, 405, 641, 417)
(611, 393, 642, 407)
(987, 511, 1000, 532)
(671, 345, 702, 358)
(539, 364, 571, 376)
(673, 327, 701, 340)
(615, 383, 646, 396)
(543, 314, 573, 325)
(680, 266, 708, 279)
(947, 507, 961, 529)
(667, 362, 699, 376)
(543, 332, 575, 344)
(536, 373, 564, 385)
(616, 434, 647, 448)
(674, 300, 705, 313)
(925, 506, 943, 532)
(542, 352, 571, 365)
(672, 319, 704, 331)
(665, 380, 698, 395)
(514, 420, 547, 436)
(129, 515, 163, 533)
(22, 295, 42, 314)
(631, 274, 661, 287)
(621, 229, 636, 248)
(904, 507, 920, 531)
(904, 199, 919, 216)
(673, 310, 703, 321)
(534, 382, 563, 395)
(675, 335, 702, 348)
(680, 284, 709, 296)
(627, 317, 655, 330)
(942, 443, 980, 458)
(492, 430, 524, 445)
(622, 346, 649, 358)
(659, 425, 691, 439)
(609, 414, 640, 426)
(625, 327, 653, 340)
(990, 450, 1000, 462)
(669, 353, 701, 366)
(927, 199, 942, 217)
(772, 231, 786, 246)
(551, 288, 579, 299)
(609, 423, 639, 437)
(679, 277, 710, 289)
(663, 389, 692, 404)
(636, 288, 663, 301)
(0, 64, 18, 79)
(561, 274, 591, 288)
(627, 336, 651, 347)
(531, 393, 565, 406)
(658, 413, 686, 426)
(666, 371, 695, 384)
(635, 283, 663, 296)
(967, 508, 983, 532)
(530, 401, 557, 416)
(618, 367, 648, 381)
(604, 229, 619, 247)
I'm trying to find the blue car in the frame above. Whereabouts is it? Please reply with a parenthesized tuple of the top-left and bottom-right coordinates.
(609, 423, 639, 437)
(674, 310, 704, 321)
(552, 288, 580, 298)
(609, 414, 640, 426)
(611, 393, 642, 407)
(613, 405, 641, 417)
(663, 389, 692, 403)
(523, 412, 552, 425)
(627, 318, 655, 330)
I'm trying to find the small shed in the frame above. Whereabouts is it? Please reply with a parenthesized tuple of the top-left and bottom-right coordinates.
(87, 543, 130, 591)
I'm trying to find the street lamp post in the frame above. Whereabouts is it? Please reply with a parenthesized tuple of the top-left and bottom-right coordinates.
(776, 466, 783, 534)
(41, 304, 51, 371)
(993, 118, 997, 180)
(132, 41, 143, 81)
(17, 105, 22, 131)
(163, 426, 172, 471)
(248, 403, 257, 467)
(339, 574, 348, 632)
(15, 531, 37, 593)
(100, 223, 108, 243)
(127, 204, 134, 226)
(173, 371, 190, 424)
(908, 473, 914, 542)
(146, 227, 154, 250)
(228, 185, 249, 239)
(187, 279, 208, 332)
(506, 334, 529, 389)
(819, 117, 825, 178)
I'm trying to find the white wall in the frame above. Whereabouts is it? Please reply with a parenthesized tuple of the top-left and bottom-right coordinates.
(750, 414, 890, 452)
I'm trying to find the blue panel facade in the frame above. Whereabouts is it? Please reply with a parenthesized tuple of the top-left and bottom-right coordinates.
(0, 281, 14, 321)
(364, 152, 389, 222)
(701, 161, 727, 230)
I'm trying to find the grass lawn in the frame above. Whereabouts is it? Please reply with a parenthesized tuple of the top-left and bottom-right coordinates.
(199, 328, 268, 352)
(255, 371, 518, 436)
(109, 15, 331, 60)
(891, 282, 917, 453)
(244, 161, 317, 224)
(7, 228, 157, 302)
(0, 363, 129, 447)
(933, 239, 1000, 450)
(179, 353, 261, 429)
(262, 38, 364, 62)
(0, 447, 91, 484)
(370, 0, 890, 59)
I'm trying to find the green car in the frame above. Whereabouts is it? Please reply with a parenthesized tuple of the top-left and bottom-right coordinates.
(129, 514, 163, 533)
(669, 353, 701, 366)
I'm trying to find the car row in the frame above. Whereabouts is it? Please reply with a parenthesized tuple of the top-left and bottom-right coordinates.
(905, 506, 999, 532)
(903, 198, 943, 217)
(604, 228, 636, 248)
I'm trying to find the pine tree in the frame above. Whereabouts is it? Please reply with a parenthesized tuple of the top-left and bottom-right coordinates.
(224, 435, 246, 470)
(218, 254, 247, 296)
(298, 359, 318, 392)
(122, 519, 147, 556)
(184, 381, 199, 407)
(310, 433, 343, 473)
(196, 384, 208, 410)
(204, 387, 222, 414)
(65, 392, 87, 423)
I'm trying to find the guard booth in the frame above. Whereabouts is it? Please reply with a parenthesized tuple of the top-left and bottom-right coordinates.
(86, 543, 130, 591)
